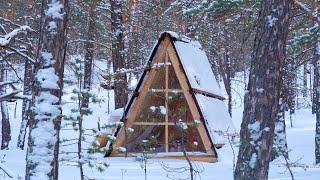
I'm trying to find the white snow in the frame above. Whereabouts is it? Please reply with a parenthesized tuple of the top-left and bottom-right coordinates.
(249, 153, 257, 168)
(176, 119, 188, 130)
(41, 51, 54, 66)
(149, 106, 156, 112)
(48, 21, 57, 34)
(256, 87, 264, 93)
(117, 147, 127, 153)
(267, 15, 278, 27)
(45, 0, 64, 19)
(159, 106, 166, 115)
(127, 127, 134, 133)
(34, 91, 60, 120)
(0, 26, 32, 47)
(36, 67, 60, 89)
(161, 31, 179, 39)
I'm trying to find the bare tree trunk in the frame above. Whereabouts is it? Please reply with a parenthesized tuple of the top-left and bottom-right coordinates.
(26, 0, 68, 179)
(314, 51, 320, 163)
(271, 93, 288, 160)
(234, 1, 291, 179)
(224, 52, 232, 117)
(110, 0, 128, 109)
(17, 58, 33, 149)
(303, 63, 308, 97)
(217, 51, 232, 116)
(82, 0, 97, 108)
(0, 59, 11, 150)
(314, 26, 320, 165)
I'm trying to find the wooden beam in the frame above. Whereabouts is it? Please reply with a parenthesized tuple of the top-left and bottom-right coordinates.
(133, 122, 195, 126)
(148, 89, 183, 93)
(165, 51, 169, 153)
(109, 152, 217, 163)
(167, 43, 215, 155)
(112, 37, 171, 151)
(191, 88, 226, 100)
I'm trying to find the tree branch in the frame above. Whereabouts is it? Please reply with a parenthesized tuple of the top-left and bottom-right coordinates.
(294, 0, 320, 24)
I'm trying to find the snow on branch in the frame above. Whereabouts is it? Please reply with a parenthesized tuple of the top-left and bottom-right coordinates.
(101, 66, 146, 81)
(294, 0, 320, 24)
(0, 25, 33, 47)
(6, 46, 35, 64)
(0, 90, 21, 102)
(0, 81, 30, 102)
(0, 81, 16, 88)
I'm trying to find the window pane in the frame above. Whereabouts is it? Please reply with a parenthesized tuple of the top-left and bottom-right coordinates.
(168, 92, 193, 123)
(168, 61, 181, 89)
(168, 125, 205, 152)
(150, 54, 166, 89)
(135, 92, 165, 122)
(125, 125, 165, 153)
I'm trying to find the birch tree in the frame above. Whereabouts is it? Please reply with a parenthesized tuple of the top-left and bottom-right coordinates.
(26, 0, 68, 179)
(234, 1, 292, 179)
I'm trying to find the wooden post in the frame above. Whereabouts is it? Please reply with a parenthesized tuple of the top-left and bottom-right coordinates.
(165, 50, 169, 152)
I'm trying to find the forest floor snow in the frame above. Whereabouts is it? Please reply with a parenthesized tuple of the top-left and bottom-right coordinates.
(0, 77, 320, 179)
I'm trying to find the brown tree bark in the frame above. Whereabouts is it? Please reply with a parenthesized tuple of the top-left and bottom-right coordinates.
(234, 1, 292, 179)
(0, 59, 11, 150)
(17, 50, 34, 149)
(26, 0, 68, 179)
(110, 0, 128, 109)
(82, 0, 97, 108)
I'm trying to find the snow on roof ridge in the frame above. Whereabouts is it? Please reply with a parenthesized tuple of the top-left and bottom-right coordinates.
(159, 31, 192, 43)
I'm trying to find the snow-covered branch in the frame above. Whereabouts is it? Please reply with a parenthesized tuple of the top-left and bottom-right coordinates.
(101, 66, 146, 80)
(0, 25, 33, 47)
(6, 46, 35, 64)
(0, 81, 16, 88)
(294, 0, 320, 24)
(0, 81, 30, 102)
(0, 90, 21, 102)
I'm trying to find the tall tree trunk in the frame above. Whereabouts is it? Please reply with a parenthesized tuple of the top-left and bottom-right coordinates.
(0, 60, 11, 149)
(17, 56, 33, 149)
(82, 0, 97, 108)
(26, 0, 68, 179)
(303, 63, 308, 97)
(234, 1, 291, 179)
(17, 0, 36, 150)
(314, 28, 320, 164)
(110, 0, 128, 109)
(271, 92, 288, 160)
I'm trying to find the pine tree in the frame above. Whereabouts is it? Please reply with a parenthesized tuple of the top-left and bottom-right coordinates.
(234, 1, 292, 179)
(26, 0, 68, 179)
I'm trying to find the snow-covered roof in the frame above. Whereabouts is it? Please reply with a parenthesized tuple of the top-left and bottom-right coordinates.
(195, 94, 235, 144)
(163, 32, 235, 144)
(173, 36, 224, 97)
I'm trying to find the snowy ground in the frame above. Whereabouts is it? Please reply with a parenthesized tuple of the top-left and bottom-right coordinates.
(0, 70, 320, 179)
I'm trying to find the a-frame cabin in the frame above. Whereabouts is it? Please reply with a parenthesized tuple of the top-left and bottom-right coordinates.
(106, 32, 235, 163)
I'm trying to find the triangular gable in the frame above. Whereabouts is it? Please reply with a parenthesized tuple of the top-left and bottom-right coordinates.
(108, 32, 234, 162)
